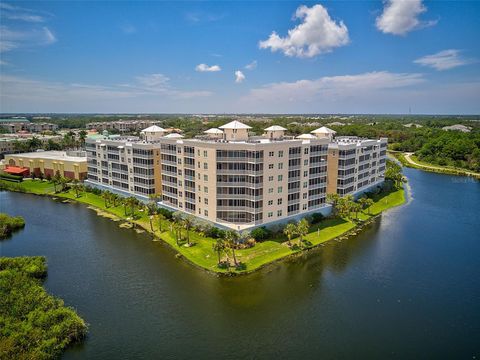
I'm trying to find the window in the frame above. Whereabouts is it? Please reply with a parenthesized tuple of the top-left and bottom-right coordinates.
(268, 200, 273, 205)
(198, 173, 201, 179)
(179, 191, 183, 197)
(304, 170, 308, 177)
(269, 151, 274, 157)
(197, 149, 200, 156)
(177, 158, 182, 164)
(268, 176, 273, 181)
(303, 192, 307, 199)
(204, 163, 208, 170)
(198, 185, 201, 191)
(304, 159, 308, 166)
(277, 198, 283, 205)
(269, 164, 274, 169)
(204, 186, 208, 193)
(204, 198, 208, 205)
(303, 182, 308, 188)
(199, 197, 202, 202)
(278, 175, 283, 181)
(204, 174, 208, 181)
(268, 188, 273, 193)
(203, 150, 208, 157)
(204, 210, 208, 216)
(303, 204, 307, 210)
(278, 163, 283, 170)
(277, 210, 282, 217)
(268, 212, 273, 218)
(279, 150, 283, 157)
(278, 186, 283, 193)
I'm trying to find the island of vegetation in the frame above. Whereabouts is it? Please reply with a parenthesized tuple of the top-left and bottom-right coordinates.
(0, 213, 25, 239)
(0, 161, 406, 275)
(0, 256, 87, 359)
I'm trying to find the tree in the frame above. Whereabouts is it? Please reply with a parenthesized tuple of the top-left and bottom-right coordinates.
(283, 222, 297, 247)
(101, 191, 111, 208)
(157, 212, 165, 233)
(71, 179, 81, 198)
(212, 238, 226, 265)
(326, 193, 341, 216)
(59, 177, 69, 192)
(295, 219, 309, 247)
(351, 202, 362, 220)
(182, 215, 195, 246)
(110, 193, 120, 207)
(146, 202, 158, 232)
(172, 212, 184, 246)
(52, 171, 62, 193)
(358, 197, 374, 214)
(78, 130, 87, 148)
(224, 230, 239, 267)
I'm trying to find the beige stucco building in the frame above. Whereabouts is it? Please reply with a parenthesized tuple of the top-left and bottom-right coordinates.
(85, 121, 387, 230)
(4, 151, 87, 180)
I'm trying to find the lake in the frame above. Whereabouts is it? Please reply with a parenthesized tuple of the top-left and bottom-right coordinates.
(1, 168, 479, 359)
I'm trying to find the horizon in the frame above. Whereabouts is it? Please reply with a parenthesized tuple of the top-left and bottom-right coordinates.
(1, 1, 480, 114)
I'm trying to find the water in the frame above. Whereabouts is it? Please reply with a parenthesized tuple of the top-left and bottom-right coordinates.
(1, 168, 479, 359)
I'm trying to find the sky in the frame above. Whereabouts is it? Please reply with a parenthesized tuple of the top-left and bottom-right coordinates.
(0, 0, 479, 114)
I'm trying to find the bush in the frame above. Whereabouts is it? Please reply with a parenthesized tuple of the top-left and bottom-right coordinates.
(0, 256, 87, 359)
(311, 212, 324, 224)
(157, 207, 173, 220)
(251, 226, 272, 241)
(0, 213, 26, 239)
(0, 172, 23, 182)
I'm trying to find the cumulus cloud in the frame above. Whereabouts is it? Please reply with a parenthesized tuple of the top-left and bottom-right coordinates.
(245, 60, 257, 70)
(235, 70, 245, 83)
(376, 0, 436, 35)
(259, 4, 349, 58)
(414, 49, 473, 71)
(195, 63, 221, 72)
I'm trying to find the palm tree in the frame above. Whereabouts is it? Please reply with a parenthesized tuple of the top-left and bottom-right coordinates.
(59, 177, 69, 192)
(146, 202, 158, 232)
(224, 230, 239, 267)
(326, 193, 341, 216)
(296, 219, 309, 248)
(157, 213, 165, 233)
(122, 197, 129, 216)
(101, 191, 110, 208)
(52, 171, 62, 193)
(127, 196, 139, 218)
(182, 215, 195, 246)
(110, 193, 120, 207)
(71, 179, 81, 198)
(212, 238, 226, 265)
(358, 197, 374, 214)
(351, 202, 362, 220)
(172, 212, 184, 245)
(283, 222, 297, 247)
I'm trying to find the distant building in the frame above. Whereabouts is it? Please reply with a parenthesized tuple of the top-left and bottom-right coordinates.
(403, 123, 423, 128)
(0, 134, 63, 157)
(3, 151, 87, 180)
(442, 124, 472, 133)
(0, 119, 58, 133)
(86, 120, 162, 133)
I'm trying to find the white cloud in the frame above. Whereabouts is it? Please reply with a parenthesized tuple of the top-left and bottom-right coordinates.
(414, 49, 472, 71)
(245, 60, 257, 70)
(195, 63, 221, 72)
(239, 71, 425, 110)
(235, 70, 245, 83)
(376, 0, 436, 35)
(5, 14, 45, 22)
(0, 74, 212, 112)
(259, 4, 349, 58)
(0, 25, 56, 52)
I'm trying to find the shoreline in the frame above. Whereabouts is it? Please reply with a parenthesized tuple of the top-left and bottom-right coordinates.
(388, 151, 480, 179)
(1, 181, 406, 276)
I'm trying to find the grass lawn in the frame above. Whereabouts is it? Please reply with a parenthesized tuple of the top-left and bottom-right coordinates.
(1, 179, 406, 274)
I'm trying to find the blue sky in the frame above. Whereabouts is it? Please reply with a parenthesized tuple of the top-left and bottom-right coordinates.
(1, 1, 479, 114)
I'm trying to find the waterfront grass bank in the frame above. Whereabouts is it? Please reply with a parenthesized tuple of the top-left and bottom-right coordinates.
(0, 179, 405, 275)
(389, 151, 480, 179)
(0, 256, 87, 359)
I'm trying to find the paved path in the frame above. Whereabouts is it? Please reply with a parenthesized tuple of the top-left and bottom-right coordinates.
(403, 152, 480, 178)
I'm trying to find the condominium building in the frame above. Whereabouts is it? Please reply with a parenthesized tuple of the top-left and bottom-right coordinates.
(86, 120, 163, 133)
(85, 121, 387, 230)
(0, 120, 58, 133)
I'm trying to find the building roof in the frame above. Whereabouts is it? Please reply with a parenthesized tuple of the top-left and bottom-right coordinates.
(264, 125, 287, 131)
(4, 166, 29, 175)
(204, 128, 223, 134)
(442, 124, 471, 132)
(219, 120, 251, 130)
(6, 150, 87, 162)
(141, 125, 165, 133)
(296, 133, 317, 139)
(311, 126, 336, 134)
(164, 133, 184, 138)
